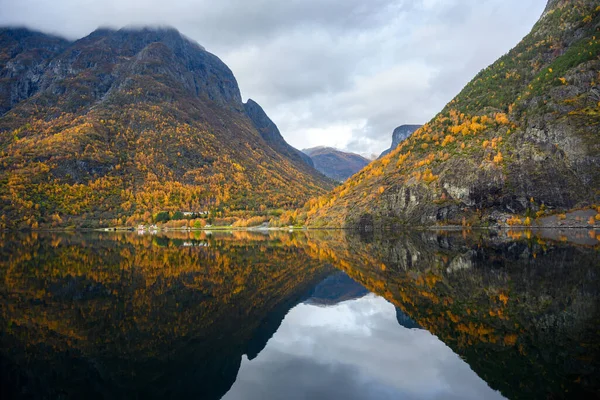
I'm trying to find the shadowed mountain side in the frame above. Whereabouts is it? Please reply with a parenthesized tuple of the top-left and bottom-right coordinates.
(0, 27, 71, 115)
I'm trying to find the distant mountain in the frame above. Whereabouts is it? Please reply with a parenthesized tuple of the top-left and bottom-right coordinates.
(303, 146, 370, 181)
(304, 271, 369, 306)
(378, 125, 422, 158)
(301, 0, 600, 229)
(0, 26, 333, 229)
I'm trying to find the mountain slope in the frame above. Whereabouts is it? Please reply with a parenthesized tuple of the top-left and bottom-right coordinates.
(378, 125, 421, 158)
(0, 27, 333, 229)
(303, 146, 370, 181)
(0, 27, 70, 115)
(300, 0, 600, 229)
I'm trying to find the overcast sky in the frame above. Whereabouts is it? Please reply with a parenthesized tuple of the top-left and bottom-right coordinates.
(0, 0, 545, 157)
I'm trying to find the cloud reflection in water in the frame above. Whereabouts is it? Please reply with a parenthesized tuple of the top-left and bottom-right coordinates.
(224, 294, 505, 400)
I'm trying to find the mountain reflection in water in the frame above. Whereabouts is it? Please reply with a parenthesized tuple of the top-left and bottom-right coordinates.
(0, 229, 598, 399)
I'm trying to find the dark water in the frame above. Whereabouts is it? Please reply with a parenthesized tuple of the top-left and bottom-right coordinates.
(0, 229, 599, 399)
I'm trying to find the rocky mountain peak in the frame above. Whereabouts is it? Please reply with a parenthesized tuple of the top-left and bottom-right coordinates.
(391, 125, 421, 147)
(378, 124, 422, 158)
(0, 25, 245, 117)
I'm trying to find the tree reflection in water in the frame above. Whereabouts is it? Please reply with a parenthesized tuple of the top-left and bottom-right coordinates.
(0, 229, 598, 399)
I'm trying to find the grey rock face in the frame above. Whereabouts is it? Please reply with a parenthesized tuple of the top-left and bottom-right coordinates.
(244, 98, 315, 168)
(379, 124, 422, 158)
(0, 28, 70, 115)
(0, 27, 244, 116)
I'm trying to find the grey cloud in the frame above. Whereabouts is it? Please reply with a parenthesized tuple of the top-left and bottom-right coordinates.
(0, 0, 401, 45)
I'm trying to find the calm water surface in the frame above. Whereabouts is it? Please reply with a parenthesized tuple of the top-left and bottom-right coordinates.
(0, 229, 599, 399)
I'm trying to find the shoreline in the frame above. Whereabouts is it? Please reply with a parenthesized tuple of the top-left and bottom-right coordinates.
(4, 224, 597, 233)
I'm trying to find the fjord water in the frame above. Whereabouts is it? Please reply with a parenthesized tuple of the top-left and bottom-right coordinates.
(0, 230, 599, 399)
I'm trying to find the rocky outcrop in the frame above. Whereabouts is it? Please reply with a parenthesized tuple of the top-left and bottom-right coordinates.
(0, 28, 70, 115)
(303, 146, 370, 181)
(378, 124, 421, 158)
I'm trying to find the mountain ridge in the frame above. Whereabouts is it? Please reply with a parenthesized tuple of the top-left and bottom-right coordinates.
(303, 146, 370, 182)
(244, 99, 315, 168)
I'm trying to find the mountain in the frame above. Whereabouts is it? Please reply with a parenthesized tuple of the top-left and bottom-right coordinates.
(378, 125, 421, 158)
(303, 146, 370, 181)
(0, 27, 333, 229)
(299, 0, 600, 229)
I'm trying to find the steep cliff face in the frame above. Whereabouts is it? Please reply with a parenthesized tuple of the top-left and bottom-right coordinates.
(303, 146, 370, 181)
(0, 27, 333, 229)
(302, 0, 600, 228)
(378, 125, 421, 158)
(0, 28, 70, 114)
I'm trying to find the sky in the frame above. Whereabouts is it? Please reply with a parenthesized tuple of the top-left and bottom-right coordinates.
(0, 0, 546, 157)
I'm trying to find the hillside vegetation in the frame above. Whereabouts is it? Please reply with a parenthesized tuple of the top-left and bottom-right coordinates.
(0, 27, 333, 229)
(293, 0, 600, 229)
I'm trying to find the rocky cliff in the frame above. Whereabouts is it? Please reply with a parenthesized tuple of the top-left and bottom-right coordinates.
(303, 146, 370, 181)
(378, 124, 421, 158)
(0, 27, 70, 115)
(301, 0, 600, 229)
(0, 27, 333, 229)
